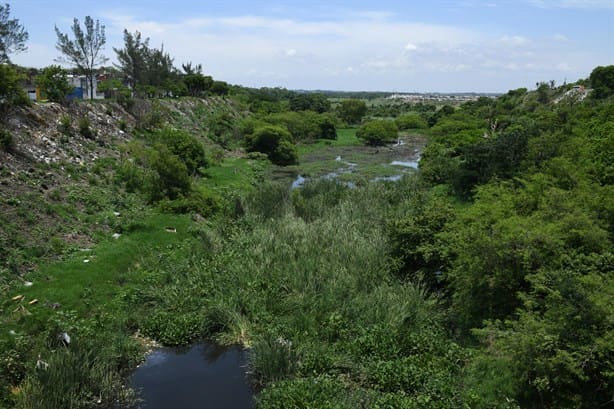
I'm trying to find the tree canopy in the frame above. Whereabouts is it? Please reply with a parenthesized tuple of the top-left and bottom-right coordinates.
(55, 16, 108, 100)
(0, 3, 28, 63)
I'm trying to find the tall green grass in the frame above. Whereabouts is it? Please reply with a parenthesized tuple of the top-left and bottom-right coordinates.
(123, 176, 468, 406)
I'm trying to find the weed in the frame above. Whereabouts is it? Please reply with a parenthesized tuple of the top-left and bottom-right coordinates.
(78, 117, 94, 139)
(58, 115, 72, 136)
(0, 128, 14, 152)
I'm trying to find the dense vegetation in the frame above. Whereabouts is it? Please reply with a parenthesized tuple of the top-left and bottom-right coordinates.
(0, 5, 612, 405)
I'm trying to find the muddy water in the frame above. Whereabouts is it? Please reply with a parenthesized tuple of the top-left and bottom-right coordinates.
(130, 343, 253, 409)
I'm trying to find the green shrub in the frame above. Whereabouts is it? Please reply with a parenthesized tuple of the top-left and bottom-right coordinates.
(356, 119, 398, 146)
(148, 144, 192, 201)
(245, 125, 298, 166)
(158, 188, 222, 216)
(395, 112, 428, 130)
(35, 65, 74, 104)
(0, 128, 14, 151)
(338, 98, 367, 124)
(57, 115, 72, 137)
(78, 117, 94, 138)
(0, 64, 30, 119)
(154, 127, 208, 174)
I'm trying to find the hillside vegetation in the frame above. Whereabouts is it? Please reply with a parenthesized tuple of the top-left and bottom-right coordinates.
(0, 65, 612, 408)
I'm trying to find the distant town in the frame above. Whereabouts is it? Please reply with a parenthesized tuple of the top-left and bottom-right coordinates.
(386, 92, 501, 103)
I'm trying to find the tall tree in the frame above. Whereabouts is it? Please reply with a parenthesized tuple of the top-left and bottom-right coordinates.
(113, 29, 150, 91)
(55, 16, 108, 100)
(0, 3, 29, 63)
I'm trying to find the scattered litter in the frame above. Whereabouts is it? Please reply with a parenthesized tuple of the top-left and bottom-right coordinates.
(23, 281, 33, 287)
(113, 211, 120, 217)
(13, 305, 31, 315)
(112, 233, 121, 239)
(83, 259, 90, 263)
(50, 302, 62, 309)
(11, 294, 24, 302)
(165, 227, 177, 233)
(8, 330, 16, 336)
(59, 332, 71, 346)
(28, 299, 38, 305)
(35, 356, 49, 370)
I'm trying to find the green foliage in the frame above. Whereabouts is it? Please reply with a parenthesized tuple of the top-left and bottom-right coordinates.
(338, 98, 367, 124)
(35, 65, 73, 103)
(289, 93, 330, 113)
(388, 188, 455, 288)
(15, 342, 136, 409)
(96, 78, 131, 103)
(473, 253, 613, 408)
(158, 187, 222, 216)
(356, 119, 398, 146)
(183, 73, 213, 96)
(54, 16, 108, 100)
(78, 116, 94, 138)
(0, 3, 29, 63)
(57, 115, 72, 137)
(395, 112, 428, 130)
(113, 29, 149, 91)
(210, 80, 229, 96)
(245, 125, 298, 165)
(0, 63, 29, 118)
(250, 334, 298, 384)
(148, 143, 191, 201)
(153, 127, 208, 174)
(0, 127, 14, 151)
(589, 65, 614, 99)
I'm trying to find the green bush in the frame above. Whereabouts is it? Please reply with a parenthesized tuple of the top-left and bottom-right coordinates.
(148, 144, 192, 201)
(158, 188, 222, 216)
(35, 65, 74, 104)
(356, 119, 398, 146)
(154, 127, 208, 174)
(58, 115, 72, 136)
(245, 125, 298, 166)
(395, 112, 428, 130)
(78, 117, 94, 138)
(338, 98, 367, 124)
(0, 64, 30, 119)
(0, 128, 14, 151)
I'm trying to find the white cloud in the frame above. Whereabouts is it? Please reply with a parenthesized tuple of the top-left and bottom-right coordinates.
(498, 35, 530, 47)
(528, 0, 614, 9)
(14, 7, 606, 92)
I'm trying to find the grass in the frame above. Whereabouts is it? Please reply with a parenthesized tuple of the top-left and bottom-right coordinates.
(296, 127, 361, 155)
(118, 177, 469, 407)
(3, 212, 192, 334)
(200, 157, 267, 193)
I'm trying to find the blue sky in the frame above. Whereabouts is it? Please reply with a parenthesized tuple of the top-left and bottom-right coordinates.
(9, 0, 614, 92)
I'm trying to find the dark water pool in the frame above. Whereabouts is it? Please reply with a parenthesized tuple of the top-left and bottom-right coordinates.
(130, 343, 254, 409)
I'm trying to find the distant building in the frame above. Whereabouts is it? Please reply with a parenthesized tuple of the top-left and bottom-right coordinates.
(66, 74, 105, 100)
